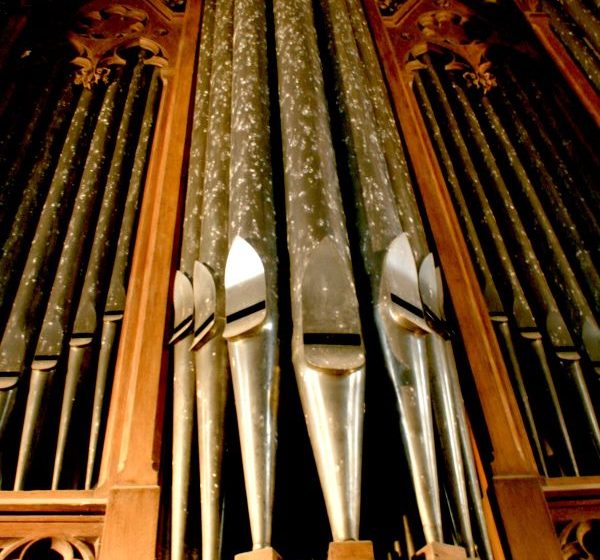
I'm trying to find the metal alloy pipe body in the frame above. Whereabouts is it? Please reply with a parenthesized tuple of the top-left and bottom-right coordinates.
(419, 62, 581, 474)
(53, 56, 147, 489)
(413, 72, 549, 475)
(274, 0, 365, 541)
(319, 0, 443, 545)
(14, 75, 126, 490)
(224, 0, 279, 549)
(189, 0, 234, 557)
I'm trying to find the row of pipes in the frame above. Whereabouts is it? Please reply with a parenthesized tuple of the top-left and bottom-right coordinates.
(0, 49, 160, 490)
(170, 0, 493, 557)
(414, 53, 599, 476)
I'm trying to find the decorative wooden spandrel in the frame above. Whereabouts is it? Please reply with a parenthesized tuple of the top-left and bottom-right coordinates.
(68, 2, 176, 88)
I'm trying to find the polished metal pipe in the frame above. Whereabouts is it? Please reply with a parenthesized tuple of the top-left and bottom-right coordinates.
(320, 0, 442, 544)
(224, 0, 279, 549)
(188, 0, 233, 557)
(274, 0, 366, 541)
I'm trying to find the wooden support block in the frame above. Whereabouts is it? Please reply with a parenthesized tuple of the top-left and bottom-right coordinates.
(235, 547, 282, 560)
(416, 542, 469, 560)
(327, 540, 375, 560)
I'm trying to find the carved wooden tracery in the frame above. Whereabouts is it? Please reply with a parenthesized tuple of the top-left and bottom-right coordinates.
(68, 2, 177, 87)
(0, 537, 96, 560)
(377, 0, 503, 92)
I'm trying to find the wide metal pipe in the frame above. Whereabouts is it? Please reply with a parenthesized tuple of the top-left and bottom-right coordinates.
(189, 0, 233, 557)
(225, 0, 279, 549)
(320, 0, 443, 545)
(274, 0, 366, 541)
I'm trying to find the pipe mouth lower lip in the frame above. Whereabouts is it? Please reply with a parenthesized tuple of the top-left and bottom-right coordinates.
(0, 374, 19, 390)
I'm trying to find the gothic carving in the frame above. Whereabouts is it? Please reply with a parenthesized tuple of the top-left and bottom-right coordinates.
(379, 0, 499, 92)
(378, 0, 406, 18)
(0, 536, 96, 560)
(559, 520, 600, 560)
(69, 3, 170, 88)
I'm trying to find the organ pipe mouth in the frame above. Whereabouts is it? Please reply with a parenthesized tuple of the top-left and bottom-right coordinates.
(300, 236, 364, 373)
(223, 236, 268, 340)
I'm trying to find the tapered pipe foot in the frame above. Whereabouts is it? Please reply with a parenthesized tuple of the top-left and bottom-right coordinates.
(235, 547, 282, 560)
(327, 540, 374, 560)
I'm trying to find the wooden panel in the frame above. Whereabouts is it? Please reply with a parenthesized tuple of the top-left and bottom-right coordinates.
(0, 490, 105, 513)
(99, 0, 202, 488)
(494, 477, 562, 560)
(99, 485, 160, 560)
(0, 515, 103, 538)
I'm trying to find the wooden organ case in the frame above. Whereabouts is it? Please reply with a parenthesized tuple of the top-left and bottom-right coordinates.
(0, 0, 597, 558)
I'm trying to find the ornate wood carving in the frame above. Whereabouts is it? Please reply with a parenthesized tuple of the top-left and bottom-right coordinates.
(69, 3, 173, 88)
(0, 536, 96, 560)
(559, 520, 600, 560)
(378, 0, 500, 92)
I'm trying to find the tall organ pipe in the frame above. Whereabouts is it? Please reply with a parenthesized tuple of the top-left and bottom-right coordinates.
(224, 0, 279, 549)
(319, 0, 443, 545)
(273, 0, 366, 541)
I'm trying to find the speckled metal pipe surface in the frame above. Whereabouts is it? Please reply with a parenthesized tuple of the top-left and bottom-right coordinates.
(274, 0, 365, 542)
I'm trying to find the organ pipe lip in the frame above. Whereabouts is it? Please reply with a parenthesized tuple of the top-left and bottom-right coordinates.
(190, 261, 218, 350)
(0, 375, 19, 391)
(223, 236, 267, 340)
(300, 236, 364, 373)
(381, 233, 431, 336)
(169, 270, 194, 345)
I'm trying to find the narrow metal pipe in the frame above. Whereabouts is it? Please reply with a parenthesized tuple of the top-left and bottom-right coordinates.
(419, 256, 475, 556)
(274, 0, 366, 541)
(184, 0, 233, 557)
(15, 76, 124, 489)
(499, 68, 600, 247)
(13, 366, 57, 490)
(557, 0, 600, 53)
(418, 63, 580, 475)
(477, 93, 600, 364)
(541, 0, 600, 91)
(493, 83, 599, 269)
(0, 84, 87, 328)
(85, 318, 118, 489)
(53, 57, 147, 489)
(0, 85, 98, 458)
(226, 0, 279, 549)
(170, 272, 195, 560)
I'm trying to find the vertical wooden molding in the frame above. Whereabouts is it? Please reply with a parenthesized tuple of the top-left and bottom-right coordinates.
(98, 0, 201, 489)
(362, 1, 563, 557)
